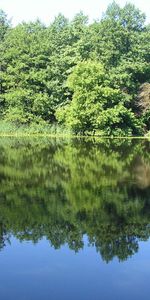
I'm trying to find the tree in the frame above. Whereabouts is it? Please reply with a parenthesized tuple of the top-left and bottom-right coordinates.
(1, 21, 53, 123)
(137, 83, 150, 130)
(0, 9, 10, 40)
(89, 1, 146, 67)
(56, 61, 142, 135)
(0, 3, 149, 135)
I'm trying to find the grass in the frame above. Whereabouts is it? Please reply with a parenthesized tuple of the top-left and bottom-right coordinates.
(0, 120, 149, 139)
(0, 121, 72, 137)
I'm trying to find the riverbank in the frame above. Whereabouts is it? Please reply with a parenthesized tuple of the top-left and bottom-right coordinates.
(0, 121, 149, 138)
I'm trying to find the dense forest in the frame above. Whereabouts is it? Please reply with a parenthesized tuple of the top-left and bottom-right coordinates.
(0, 1, 150, 136)
(0, 138, 150, 261)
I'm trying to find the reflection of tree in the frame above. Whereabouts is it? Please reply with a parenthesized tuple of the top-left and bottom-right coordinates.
(0, 138, 150, 262)
(87, 223, 150, 262)
(0, 221, 10, 250)
(134, 157, 150, 189)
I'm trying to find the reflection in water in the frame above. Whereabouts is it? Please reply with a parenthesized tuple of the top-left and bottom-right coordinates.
(0, 138, 150, 262)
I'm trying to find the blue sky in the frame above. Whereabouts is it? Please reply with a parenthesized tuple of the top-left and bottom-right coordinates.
(0, 0, 149, 26)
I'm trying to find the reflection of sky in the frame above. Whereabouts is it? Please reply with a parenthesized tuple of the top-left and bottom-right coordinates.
(0, 0, 150, 26)
(0, 236, 150, 300)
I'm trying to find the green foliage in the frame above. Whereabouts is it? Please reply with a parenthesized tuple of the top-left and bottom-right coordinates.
(96, 104, 143, 136)
(0, 2, 150, 135)
(0, 9, 10, 40)
(90, 2, 147, 67)
(56, 61, 143, 135)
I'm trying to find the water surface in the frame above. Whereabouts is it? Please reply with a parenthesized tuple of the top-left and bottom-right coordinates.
(0, 138, 150, 299)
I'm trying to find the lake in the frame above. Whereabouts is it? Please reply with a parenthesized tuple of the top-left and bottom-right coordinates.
(0, 137, 150, 300)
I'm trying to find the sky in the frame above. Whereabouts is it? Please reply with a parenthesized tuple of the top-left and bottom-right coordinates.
(0, 0, 149, 26)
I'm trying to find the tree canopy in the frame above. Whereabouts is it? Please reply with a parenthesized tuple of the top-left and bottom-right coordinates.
(0, 2, 150, 136)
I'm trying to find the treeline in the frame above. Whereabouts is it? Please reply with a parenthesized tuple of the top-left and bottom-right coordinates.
(0, 138, 150, 261)
(0, 2, 150, 136)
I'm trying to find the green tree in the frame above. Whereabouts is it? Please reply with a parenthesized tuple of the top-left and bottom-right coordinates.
(56, 61, 142, 135)
(1, 21, 53, 123)
(0, 3, 149, 135)
(0, 9, 10, 40)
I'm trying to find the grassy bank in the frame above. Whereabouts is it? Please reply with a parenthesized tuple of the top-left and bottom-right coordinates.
(0, 121, 149, 139)
(0, 121, 73, 137)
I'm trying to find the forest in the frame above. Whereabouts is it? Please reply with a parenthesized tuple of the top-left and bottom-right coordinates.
(0, 1, 150, 136)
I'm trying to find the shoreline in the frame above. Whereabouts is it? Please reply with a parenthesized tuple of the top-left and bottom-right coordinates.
(0, 133, 149, 139)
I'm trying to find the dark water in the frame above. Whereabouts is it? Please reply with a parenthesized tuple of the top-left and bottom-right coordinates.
(0, 137, 150, 300)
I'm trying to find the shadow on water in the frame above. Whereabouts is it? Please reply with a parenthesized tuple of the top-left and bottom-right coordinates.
(0, 137, 150, 262)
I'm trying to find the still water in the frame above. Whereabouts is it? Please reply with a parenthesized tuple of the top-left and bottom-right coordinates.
(0, 137, 150, 299)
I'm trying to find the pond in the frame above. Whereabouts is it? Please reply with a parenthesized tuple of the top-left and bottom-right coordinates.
(0, 137, 150, 300)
